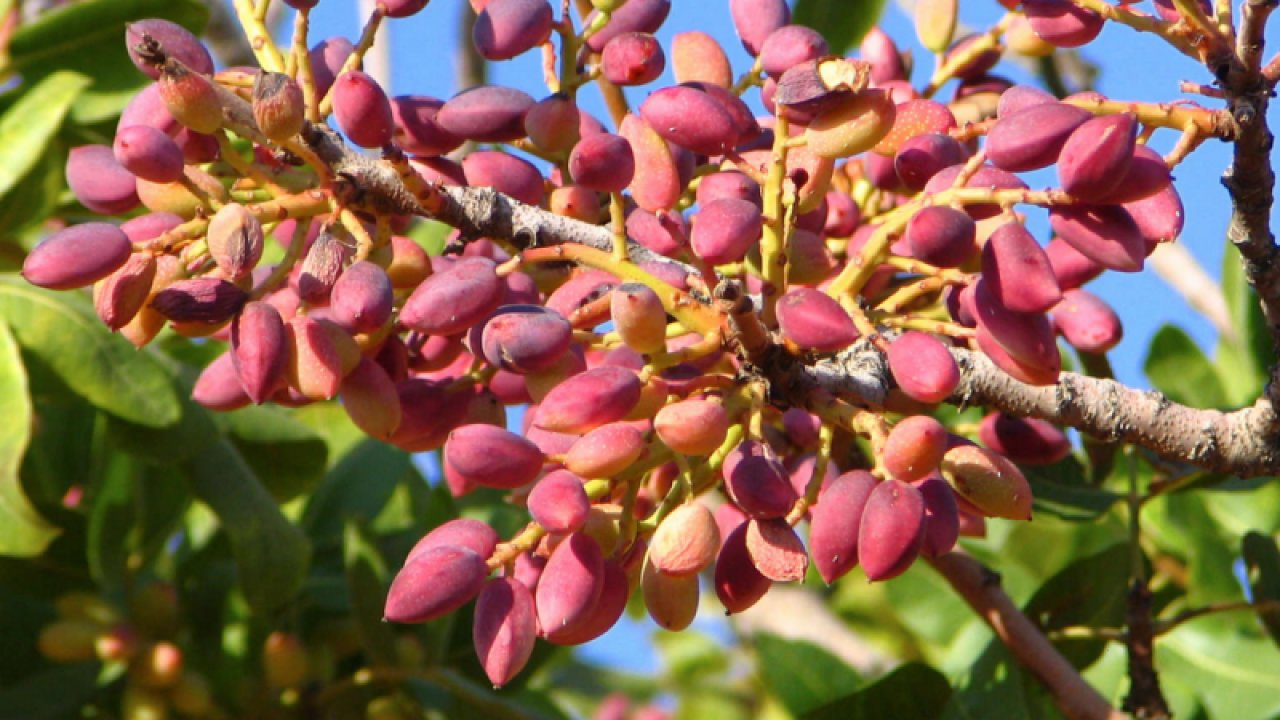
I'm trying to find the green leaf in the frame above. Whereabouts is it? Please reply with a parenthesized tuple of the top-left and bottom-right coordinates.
(224, 404, 328, 502)
(656, 629, 731, 688)
(1216, 249, 1271, 406)
(1160, 625, 1280, 720)
(940, 635, 1059, 720)
(1024, 455, 1121, 521)
(0, 71, 88, 203)
(1143, 492, 1242, 605)
(9, 0, 209, 124)
(302, 439, 410, 545)
(793, 0, 888, 53)
(0, 319, 58, 556)
(1023, 544, 1132, 668)
(805, 663, 951, 720)
(0, 276, 180, 427)
(1144, 324, 1227, 408)
(407, 218, 453, 256)
(675, 690, 752, 720)
(754, 632, 862, 716)
(344, 520, 399, 666)
(1242, 531, 1280, 647)
(182, 439, 310, 613)
(86, 453, 139, 587)
(0, 661, 101, 720)
(133, 461, 191, 564)
(0, 140, 67, 246)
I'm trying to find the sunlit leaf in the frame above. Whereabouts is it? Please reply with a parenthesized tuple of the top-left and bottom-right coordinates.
(1145, 324, 1226, 409)
(793, 0, 888, 54)
(0, 320, 58, 556)
(0, 71, 88, 203)
(0, 276, 179, 427)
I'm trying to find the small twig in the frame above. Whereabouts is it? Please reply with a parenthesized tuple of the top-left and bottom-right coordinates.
(1047, 599, 1280, 641)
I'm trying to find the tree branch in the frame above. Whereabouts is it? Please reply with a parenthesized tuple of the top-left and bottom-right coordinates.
(928, 553, 1124, 720)
(949, 347, 1280, 476)
(793, 342, 1280, 477)
(1222, 0, 1280, 409)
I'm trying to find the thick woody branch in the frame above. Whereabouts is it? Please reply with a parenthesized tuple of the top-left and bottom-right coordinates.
(949, 347, 1280, 476)
(929, 553, 1124, 720)
(1222, 0, 1280, 407)
(797, 343, 1280, 477)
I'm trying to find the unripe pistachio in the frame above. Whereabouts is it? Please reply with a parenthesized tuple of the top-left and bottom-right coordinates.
(940, 445, 1033, 520)
(253, 71, 306, 142)
(158, 64, 223, 134)
(648, 502, 719, 576)
(206, 203, 265, 280)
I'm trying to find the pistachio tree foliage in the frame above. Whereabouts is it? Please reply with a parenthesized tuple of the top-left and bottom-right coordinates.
(3, 0, 1280, 717)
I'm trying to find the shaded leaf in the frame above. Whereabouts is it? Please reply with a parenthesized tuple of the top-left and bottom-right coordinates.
(1023, 455, 1121, 521)
(1144, 324, 1226, 408)
(182, 439, 310, 613)
(1242, 531, 1280, 646)
(302, 439, 410, 546)
(103, 355, 217, 464)
(412, 668, 573, 720)
(793, 0, 888, 54)
(940, 635, 1058, 720)
(656, 629, 731, 688)
(754, 632, 861, 716)
(133, 461, 191, 564)
(0, 319, 58, 556)
(1023, 544, 1132, 668)
(344, 520, 399, 666)
(86, 453, 138, 587)
(224, 404, 328, 502)
(0, 661, 101, 720)
(805, 662, 951, 720)
(0, 276, 179, 427)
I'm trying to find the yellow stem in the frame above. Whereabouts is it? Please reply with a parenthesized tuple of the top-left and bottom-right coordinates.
(317, 5, 387, 117)
(519, 244, 721, 334)
(1067, 0, 1201, 57)
(610, 193, 628, 261)
(290, 8, 321, 122)
(760, 114, 791, 327)
(232, 0, 285, 72)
